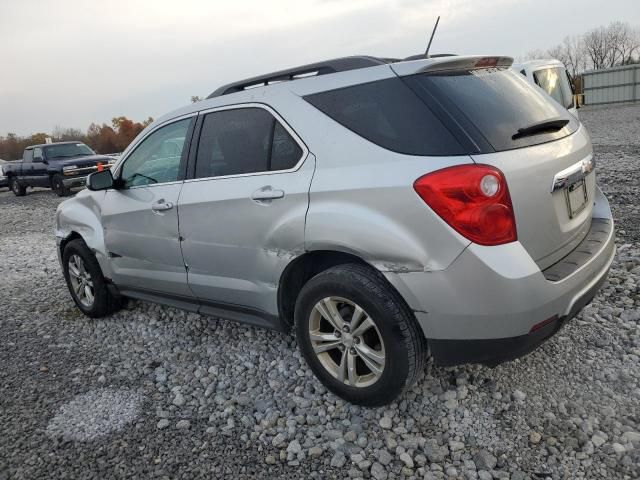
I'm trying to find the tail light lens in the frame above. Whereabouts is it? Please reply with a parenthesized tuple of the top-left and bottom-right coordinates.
(413, 164, 517, 246)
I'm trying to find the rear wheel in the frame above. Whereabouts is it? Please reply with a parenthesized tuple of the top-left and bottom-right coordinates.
(10, 177, 26, 196)
(295, 263, 426, 406)
(62, 239, 121, 317)
(51, 174, 70, 197)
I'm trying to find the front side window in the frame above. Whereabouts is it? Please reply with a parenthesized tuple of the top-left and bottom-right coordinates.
(195, 107, 303, 178)
(33, 147, 43, 161)
(120, 118, 191, 188)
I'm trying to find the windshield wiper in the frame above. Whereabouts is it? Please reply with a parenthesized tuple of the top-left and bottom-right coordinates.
(512, 118, 569, 140)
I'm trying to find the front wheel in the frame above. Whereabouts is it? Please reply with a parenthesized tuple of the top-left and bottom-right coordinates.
(62, 239, 121, 317)
(51, 174, 70, 197)
(295, 264, 427, 406)
(10, 177, 26, 196)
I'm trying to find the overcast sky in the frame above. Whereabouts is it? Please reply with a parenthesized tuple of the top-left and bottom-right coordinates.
(1, 0, 639, 136)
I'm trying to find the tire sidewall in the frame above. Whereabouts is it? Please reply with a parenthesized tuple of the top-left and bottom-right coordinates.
(52, 175, 67, 197)
(62, 240, 108, 317)
(11, 178, 23, 196)
(295, 269, 411, 405)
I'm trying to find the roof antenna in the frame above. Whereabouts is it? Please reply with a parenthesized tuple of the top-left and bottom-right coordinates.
(424, 16, 441, 58)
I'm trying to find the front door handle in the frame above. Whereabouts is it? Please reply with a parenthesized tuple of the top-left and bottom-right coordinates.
(251, 186, 285, 202)
(152, 200, 174, 212)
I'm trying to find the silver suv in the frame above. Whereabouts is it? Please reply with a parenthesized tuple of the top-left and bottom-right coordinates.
(55, 55, 615, 406)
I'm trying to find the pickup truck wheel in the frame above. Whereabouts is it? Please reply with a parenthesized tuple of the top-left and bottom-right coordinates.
(10, 177, 26, 196)
(295, 263, 427, 406)
(62, 239, 121, 318)
(52, 174, 70, 197)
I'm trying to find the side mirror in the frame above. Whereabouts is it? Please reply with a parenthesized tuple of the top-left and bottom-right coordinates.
(33, 155, 43, 163)
(87, 170, 114, 191)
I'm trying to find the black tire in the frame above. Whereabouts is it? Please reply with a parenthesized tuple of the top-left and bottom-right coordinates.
(62, 239, 121, 318)
(295, 263, 426, 406)
(51, 174, 71, 197)
(10, 177, 26, 196)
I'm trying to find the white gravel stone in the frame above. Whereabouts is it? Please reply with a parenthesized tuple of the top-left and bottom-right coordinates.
(379, 417, 392, 429)
(1, 103, 639, 479)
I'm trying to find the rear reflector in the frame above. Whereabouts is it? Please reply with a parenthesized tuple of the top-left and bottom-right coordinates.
(413, 164, 517, 246)
(529, 315, 558, 333)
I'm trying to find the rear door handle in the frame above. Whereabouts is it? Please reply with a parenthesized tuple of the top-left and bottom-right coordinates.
(251, 186, 285, 202)
(152, 200, 174, 212)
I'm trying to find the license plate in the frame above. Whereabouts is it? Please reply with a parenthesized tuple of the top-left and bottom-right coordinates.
(565, 179, 587, 218)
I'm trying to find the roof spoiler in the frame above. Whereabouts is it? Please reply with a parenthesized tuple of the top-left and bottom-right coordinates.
(391, 55, 514, 76)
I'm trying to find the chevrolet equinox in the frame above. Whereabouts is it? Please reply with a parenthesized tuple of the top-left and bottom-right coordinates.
(55, 55, 615, 406)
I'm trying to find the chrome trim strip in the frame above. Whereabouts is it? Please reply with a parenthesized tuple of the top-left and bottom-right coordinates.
(550, 155, 595, 193)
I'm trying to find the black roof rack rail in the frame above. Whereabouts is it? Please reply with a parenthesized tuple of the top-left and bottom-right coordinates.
(206, 56, 392, 99)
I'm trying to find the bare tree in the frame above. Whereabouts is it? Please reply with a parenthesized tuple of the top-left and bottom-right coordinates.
(584, 25, 611, 70)
(561, 35, 588, 77)
(522, 48, 548, 61)
(584, 22, 640, 70)
(612, 22, 640, 65)
(52, 126, 84, 142)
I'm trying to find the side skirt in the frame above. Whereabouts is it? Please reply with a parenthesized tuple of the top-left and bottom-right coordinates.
(117, 286, 287, 332)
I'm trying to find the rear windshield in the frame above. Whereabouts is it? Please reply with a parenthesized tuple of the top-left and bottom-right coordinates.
(305, 67, 578, 155)
(404, 68, 578, 152)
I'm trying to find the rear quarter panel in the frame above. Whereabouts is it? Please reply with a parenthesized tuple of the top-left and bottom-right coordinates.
(273, 93, 473, 274)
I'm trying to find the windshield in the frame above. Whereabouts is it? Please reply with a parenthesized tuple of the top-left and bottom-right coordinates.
(403, 67, 579, 152)
(45, 143, 95, 160)
(533, 67, 574, 109)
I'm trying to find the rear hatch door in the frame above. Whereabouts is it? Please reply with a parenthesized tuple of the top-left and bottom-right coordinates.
(394, 57, 592, 269)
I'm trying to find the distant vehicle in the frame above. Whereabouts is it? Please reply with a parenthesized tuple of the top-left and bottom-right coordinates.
(512, 59, 579, 117)
(0, 159, 11, 189)
(3, 142, 115, 197)
(56, 54, 614, 406)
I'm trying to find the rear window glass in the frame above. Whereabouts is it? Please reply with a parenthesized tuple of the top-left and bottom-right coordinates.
(304, 78, 466, 156)
(195, 107, 304, 178)
(404, 68, 578, 152)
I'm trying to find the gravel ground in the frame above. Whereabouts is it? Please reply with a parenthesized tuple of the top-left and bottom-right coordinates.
(1, 104, 639, 480)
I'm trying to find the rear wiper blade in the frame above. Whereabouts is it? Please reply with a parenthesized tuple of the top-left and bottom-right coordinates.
(512, 118, 569, 140)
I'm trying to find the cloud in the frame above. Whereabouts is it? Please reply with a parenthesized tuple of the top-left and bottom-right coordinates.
(1, 0, 639, 135)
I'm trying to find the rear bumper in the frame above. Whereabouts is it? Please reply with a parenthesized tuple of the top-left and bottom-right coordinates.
(384, 186, 615, 366)
(428, 261, 610, 366)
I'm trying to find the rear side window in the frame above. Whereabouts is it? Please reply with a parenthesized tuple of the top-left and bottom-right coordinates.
(404, 68, 579, 152)
(304, 78, 466, 156)
(195, 108, 303, 178)
(271, 122, 303, 170)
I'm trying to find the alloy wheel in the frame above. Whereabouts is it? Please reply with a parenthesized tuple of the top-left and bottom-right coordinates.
(68, 254, 95, 308)
(308, 296, 385, 388)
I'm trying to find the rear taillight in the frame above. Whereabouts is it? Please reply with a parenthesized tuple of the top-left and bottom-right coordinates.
(413, 164, 517, 246)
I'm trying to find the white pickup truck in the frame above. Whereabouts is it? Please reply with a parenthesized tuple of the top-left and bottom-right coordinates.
(512, 59, 579, 118)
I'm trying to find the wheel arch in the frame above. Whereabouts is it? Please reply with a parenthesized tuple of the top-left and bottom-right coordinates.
(277, 249, 421, 332)
(56, 194, 111, 278)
